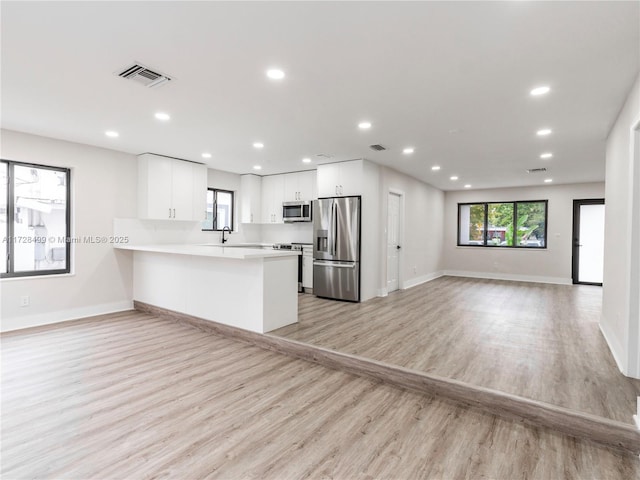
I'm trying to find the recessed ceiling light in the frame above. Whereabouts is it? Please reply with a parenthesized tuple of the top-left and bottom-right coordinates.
(544, 178, 553, 183)
(155, 112, 171, 121)
(202, 153, 212, 159)
(530, 86, 551, 96)
(253, 142, 264, 149)
(464, 184, 472, 188)
(302, 157, 312, 163)
(253, 165, 262, 170)
(105, 130, 119, 138)
(540, 152, 553, 159)
(536, 128, 552, 136)
(450, 176, 459, 181)
(402, 147, 415, 154)
(431, 165, 441, 171)
(266, 68, 285, 80)
(358, 121, 372, 130)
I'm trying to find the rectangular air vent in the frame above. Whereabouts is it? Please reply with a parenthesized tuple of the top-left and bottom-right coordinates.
(526, 167, 547, 173)
(315, 153, 334, 159)
(369, 144, 386, 151)
(117, 63, 172, 88)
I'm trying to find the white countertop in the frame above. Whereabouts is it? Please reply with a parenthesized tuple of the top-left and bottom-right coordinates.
(115, 243, 300, 259)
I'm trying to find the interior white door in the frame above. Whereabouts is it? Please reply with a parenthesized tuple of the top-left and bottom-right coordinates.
(387, 192, 401, 292)
(578, 203, 605, 284)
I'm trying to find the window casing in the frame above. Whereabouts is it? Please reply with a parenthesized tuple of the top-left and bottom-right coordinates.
(202, 188, 234, 231)
(458, 200, 548, 248)
(1, 160, 71, 278)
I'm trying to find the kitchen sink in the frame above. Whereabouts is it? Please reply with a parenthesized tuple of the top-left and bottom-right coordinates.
(198, 243, 271, 249)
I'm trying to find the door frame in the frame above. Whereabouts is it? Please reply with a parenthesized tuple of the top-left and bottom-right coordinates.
(385, 189, 404, 294)
(572, 198, 605, 286)
(628, 115, 640, 377)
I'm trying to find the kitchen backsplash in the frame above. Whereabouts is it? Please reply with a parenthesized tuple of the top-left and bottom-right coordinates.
(113, 218, 313, 245)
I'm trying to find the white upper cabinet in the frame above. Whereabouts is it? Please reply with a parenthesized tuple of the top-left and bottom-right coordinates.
(138, 153, 207, 221)
(192, 163, 208, 222)
(240, 174, 262, 224)
(261, 175, 284, 223)
(283, 170, 316, 201)
(171, 159, 194, 221)
(317, 160, 362, 197)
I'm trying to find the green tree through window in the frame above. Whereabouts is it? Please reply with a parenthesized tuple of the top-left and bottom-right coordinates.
(458, 201, 547, 248)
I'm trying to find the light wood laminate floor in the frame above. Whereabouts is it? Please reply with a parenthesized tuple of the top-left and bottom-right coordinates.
(274, 276, 640, 424)
(2, 311, 638, 479)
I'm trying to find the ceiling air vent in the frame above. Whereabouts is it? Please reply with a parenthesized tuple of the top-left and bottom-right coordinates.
(117, 62, 172, 88)
(315, 153, 334, 159)
(526, 167, 547, 173)
(369, 144, 387, 151)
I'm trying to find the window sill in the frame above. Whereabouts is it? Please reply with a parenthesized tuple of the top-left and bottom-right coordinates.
(455, 245, 548, 251)
(1, 272, 75, 282)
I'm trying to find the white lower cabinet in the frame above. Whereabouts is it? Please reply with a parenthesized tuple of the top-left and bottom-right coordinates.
(302, 246, 313, 290)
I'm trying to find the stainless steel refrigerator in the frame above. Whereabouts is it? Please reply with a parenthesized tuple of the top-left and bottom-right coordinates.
(313, 196, 361, 302)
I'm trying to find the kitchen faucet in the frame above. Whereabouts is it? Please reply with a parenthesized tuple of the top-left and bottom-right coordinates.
(221, 226, 231, 244)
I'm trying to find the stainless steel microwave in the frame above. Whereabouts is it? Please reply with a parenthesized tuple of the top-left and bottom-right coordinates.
(283, 201, 312, 223)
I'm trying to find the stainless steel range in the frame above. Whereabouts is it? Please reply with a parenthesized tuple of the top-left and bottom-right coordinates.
(272, 243, 304, 251)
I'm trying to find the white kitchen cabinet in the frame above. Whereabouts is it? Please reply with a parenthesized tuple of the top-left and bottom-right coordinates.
(240, 174, 262, 224)
(283, 170, 316, 201)
(261, 175, 284, 223)
(302, 246, 313, 290)
(317, 160, 362, 197)
(138, 153, 206, 221)
(297, 170, 316, 200)
(192, 163, 208, 222)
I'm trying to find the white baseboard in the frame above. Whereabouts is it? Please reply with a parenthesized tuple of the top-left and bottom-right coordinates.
(599, 319, 629, 376)
(443, 270, 572, 286)
(401, 271, 444, 290)
(0, 300, 134, 333)
(377, 288, 388, 297)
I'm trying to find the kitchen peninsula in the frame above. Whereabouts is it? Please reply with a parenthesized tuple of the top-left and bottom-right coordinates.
(115, 244, 299, 333)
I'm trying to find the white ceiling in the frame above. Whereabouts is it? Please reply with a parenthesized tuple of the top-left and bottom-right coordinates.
(1, 1, 638, 191)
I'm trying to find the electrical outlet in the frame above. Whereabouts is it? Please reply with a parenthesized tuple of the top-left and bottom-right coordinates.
(20, 295, 30, 307)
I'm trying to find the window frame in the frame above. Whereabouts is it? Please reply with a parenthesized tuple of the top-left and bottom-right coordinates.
(203, 188, 235, 232)
(1, 159, 71, 278)
(457, 200, 548, 249)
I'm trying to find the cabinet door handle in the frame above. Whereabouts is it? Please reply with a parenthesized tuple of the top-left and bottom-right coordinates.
(169, 208, 172, 218)
(173, 208, 176, 218)
(250, 213, 253, 223)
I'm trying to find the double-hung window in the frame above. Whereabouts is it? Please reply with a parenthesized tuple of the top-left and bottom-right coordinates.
(458, 200, 548, 248)
(202, 188, 234, 231)
(1, 160, 71, 277)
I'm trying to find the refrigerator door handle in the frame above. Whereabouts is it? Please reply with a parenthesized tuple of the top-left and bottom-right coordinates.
(313, 261, 356, 269)
(332, 202, 338, 255)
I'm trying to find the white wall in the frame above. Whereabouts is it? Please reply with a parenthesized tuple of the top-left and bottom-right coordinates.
(1, 129, 137, 331)
(602, 74, 640, 377)
(360, 160, 381, 301)
(377, 166, 444, 294)
(442, 182, 605, 284)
